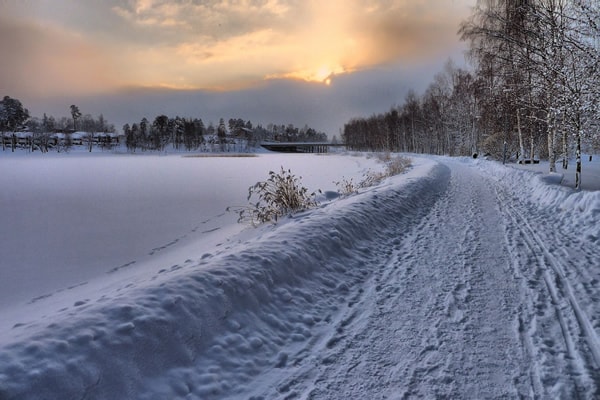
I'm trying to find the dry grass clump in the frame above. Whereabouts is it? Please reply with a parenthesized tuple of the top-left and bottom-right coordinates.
(334, 177, 358, 196)
(229, 153, 411, 225)
(228, 167, 320, 226)
(335, 154, 411, 196)
(376, 151, 393, 163)
(385, 155, 412, 176)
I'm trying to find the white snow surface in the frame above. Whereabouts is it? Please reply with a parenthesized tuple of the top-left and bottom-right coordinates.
(1, 152, 600, 399)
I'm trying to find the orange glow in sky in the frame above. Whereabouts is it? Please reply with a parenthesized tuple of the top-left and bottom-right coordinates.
(0, 0, 474, 96)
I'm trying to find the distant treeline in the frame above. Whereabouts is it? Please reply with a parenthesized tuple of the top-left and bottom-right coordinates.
(122, 116, 327, 153)
(343, 0, 600, 189)
(0, 96, 327, 153)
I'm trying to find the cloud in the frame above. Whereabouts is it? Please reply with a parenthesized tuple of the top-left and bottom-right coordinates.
(111, 0, 291, 39)
(1, 0, 473, 101)
(112, 1, 188, 28)
(0, 17, 119, 98)
(108, 0, 472, 89)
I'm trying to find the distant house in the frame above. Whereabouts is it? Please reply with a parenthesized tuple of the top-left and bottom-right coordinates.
(1, 130, 122, 150)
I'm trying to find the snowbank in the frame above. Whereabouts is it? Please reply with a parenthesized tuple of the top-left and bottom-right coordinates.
(0, 157, 448, 399)
(472, 158, 600, 240)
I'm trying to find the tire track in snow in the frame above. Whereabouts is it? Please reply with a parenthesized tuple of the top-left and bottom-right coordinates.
(496, 183, 600, 398)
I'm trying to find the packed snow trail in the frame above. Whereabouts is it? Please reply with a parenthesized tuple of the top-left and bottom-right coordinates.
(251, 159, 535, 399)
(242, 158, 600, 399)
(298, 160, 529, 398)
(2, 156, 600, 399)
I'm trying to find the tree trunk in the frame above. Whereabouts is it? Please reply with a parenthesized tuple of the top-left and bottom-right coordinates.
(411, 118, 416, 153)
(530, 135, 535, 161)
(517, 108, 525, 163)
(561, 113, 568, 170)
(575, 112, 582, 190)
(575, 133, 582, 190)
(547, 114, 556, 173)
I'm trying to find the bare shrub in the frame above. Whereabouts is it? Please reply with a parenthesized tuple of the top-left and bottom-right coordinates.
(228, 167, 321, 225)
(334, 177, 358, 196)
(336, 155, 412, 197)
(385, 155, 411, 176)
(358, 170, 386, 188)
(376, 151, 392, 163)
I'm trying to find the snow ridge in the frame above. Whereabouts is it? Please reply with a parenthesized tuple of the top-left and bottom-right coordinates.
(0, 160, 448, 399)
(474, 158, 600, 239)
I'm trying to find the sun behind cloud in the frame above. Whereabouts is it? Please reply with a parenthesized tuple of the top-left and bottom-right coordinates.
(106, 0, 471, 91)
(0, 0, 474, 95)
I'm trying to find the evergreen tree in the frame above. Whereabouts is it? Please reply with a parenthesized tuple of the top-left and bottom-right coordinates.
(0, 96, 30, 152)
(217, 118, 227, 151)
(70, 105, 81, 131)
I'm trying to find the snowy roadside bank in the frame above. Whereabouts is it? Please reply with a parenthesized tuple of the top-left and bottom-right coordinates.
(472, 158, 600, 240)
(0, 158, 447, 399)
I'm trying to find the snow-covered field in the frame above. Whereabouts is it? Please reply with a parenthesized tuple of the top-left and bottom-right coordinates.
(1, 151, 600, 399)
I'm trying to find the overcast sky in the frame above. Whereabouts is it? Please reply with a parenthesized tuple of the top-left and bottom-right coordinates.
(0, 0, 475, 136)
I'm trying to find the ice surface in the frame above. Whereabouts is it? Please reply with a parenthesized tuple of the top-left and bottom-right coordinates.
(0, 152, 381, 311)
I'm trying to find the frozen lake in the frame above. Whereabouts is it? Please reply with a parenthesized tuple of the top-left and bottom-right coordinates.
(0, 152, 382, 310)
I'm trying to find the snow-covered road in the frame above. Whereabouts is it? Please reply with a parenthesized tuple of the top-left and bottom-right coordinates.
(292, 160, 530, 399)
(2, 155, 599, 399)
(244, 158, 600, 399)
